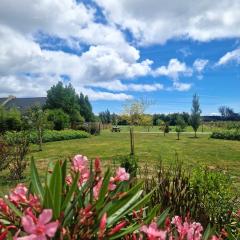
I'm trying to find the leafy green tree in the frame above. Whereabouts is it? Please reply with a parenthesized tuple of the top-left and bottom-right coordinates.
(79, 93, 95, 122)
(29, 105, 48, 151)
(175, 116, 186, 140)
(46, 109, 70, 130)
(190, 94, 201, 138)
(45, 82, 81, 126)
(99, 109, 111, 124)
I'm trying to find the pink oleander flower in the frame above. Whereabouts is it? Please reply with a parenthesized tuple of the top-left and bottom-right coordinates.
(17, 209, 58, 240)
(115, 167, 130, 181)
(94, 157, 101, 173)
(98, 213, 107, 238)
(71, 154, 88, 173)
(93, 179, 102, 199)
(9, 184, 28, 204)
(0, 198, 9, 215)
(72, 155, 90, 186)
(141, 222, 166, 240)
(172, 216, 203, 240)
(65, 175, 73, 186)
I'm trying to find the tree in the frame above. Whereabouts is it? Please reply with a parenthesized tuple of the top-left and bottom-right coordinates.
(99, 109, 111, 124)
(175, 116, 186, 140)
(79, 93, 95, 122)
(122, 99, 150, 125)
(190, 94, 201, 138)
(46, 109, 70, 130)
(218, 106, 239, 120)
(157, 119, 169, 136)
(29, 105, 48, 151)
(141, 114, 153, 132)
(45, 82, 81, 126)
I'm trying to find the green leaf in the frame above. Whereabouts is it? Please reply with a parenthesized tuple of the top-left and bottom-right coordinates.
(107, 190, 143, 226)
(61, 172, 79, 211)
(61, 160, 67, 189)
(144, 204, 160, 225)
(157, 208, 170, 227)
(202, 224, 212, 240)
(3, 197, 22, 218)
(107, 182, 143, 217)
(30, 157, 44, 203)
(49, 161, 62, 219)
(96, 169, 111, 211)
(109, 223, 141, 240)
(43, 186, 54, 210)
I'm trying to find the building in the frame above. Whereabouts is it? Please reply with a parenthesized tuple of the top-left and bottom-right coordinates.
(0, 96, 46, 111)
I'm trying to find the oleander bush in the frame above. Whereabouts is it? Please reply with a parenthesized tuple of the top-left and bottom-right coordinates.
(5, 129, 90, 144)
(211, 130, 240, 141)
(0, 154, 223, 239)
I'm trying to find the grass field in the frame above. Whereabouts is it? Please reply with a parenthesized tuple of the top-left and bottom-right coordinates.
(1, 129, 240, 194)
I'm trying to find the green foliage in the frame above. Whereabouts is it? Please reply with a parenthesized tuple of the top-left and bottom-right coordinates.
(99, 109, 112, 124)
(112, 154, 138, 177)
(0, 107, 22, 133)
(46, 108, 70, 130)
(79, 93, 95, 122)
(211, 130, 240, 141)
(190, 94, 201, 137)
(5, 131, 30, 180)
(5, 130, 90, 144)
(0, 139, 11, 171)
(175, 116, 186, 140)
(141, 162, 237, 230)
(191, 167, 236, 228)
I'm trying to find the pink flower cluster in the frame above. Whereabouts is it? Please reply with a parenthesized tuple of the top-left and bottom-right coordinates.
(141, 216, 218, 240)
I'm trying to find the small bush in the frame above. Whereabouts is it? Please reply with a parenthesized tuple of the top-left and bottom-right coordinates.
(112, 154, 138, 177)
(0, 139, 11, 171)
(46, 109, 70, 130)
(5, 129, 90, 144)
(211, 130, 240, 141)
(140, 162, 236, 229)
(6, 131, 30, 180)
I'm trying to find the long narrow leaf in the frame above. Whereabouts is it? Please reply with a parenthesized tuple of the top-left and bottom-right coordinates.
(61, 172, 79, 210)
(30, 157, 44, 203)
(3, 197, 22, 218)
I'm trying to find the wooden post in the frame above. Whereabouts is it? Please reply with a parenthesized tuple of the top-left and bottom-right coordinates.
(130, 127, 135, 156)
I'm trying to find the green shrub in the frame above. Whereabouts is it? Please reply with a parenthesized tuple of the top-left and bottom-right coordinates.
(46, 109, 70, 130)
(191, 166, 236, 228)
(0, 107, 22, 133)
(140, 162, 236, 229)
(112, 154, 138, 177)
(5, 130, 90, 144)
(211, 130, 240, 140)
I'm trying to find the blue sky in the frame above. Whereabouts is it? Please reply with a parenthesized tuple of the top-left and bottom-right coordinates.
(0, 0, 240, 115)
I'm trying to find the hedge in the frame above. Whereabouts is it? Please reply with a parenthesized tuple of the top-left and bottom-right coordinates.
(5, 129, 90, 144)
(211, 130, 240, 141)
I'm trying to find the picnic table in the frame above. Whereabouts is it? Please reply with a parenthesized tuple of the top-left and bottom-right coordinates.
(111, 126, 121, 132)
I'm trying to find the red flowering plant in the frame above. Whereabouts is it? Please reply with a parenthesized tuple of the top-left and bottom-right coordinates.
(0, 154, 226, 239)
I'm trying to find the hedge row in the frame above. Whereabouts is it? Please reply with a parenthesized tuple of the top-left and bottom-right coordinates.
(5, 129, 90, 144)
(211, 130, 240, 141)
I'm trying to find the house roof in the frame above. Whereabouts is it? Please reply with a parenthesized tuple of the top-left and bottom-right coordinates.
(0, 97, 46, 111)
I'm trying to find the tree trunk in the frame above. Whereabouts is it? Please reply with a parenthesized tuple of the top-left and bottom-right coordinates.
(130, 127, 135, 156)
(195, 131, 197, 138)
(177, 132, 180, 140)
(38, 127, 42, 151)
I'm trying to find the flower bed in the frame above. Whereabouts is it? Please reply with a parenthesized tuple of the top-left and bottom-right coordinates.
(0, 154, 237, 239)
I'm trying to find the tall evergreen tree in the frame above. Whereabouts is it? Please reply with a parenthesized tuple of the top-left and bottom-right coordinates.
(79, 93, 95, 122)
(190, 94, 201, 138)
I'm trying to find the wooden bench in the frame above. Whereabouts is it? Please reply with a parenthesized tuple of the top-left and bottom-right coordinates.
(111, 126, 121, 132)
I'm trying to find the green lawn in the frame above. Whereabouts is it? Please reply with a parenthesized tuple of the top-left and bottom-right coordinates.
(1, 130, 240, 193)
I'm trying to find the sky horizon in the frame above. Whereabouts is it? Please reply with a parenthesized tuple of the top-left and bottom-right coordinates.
(0, 0, 240, 115)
